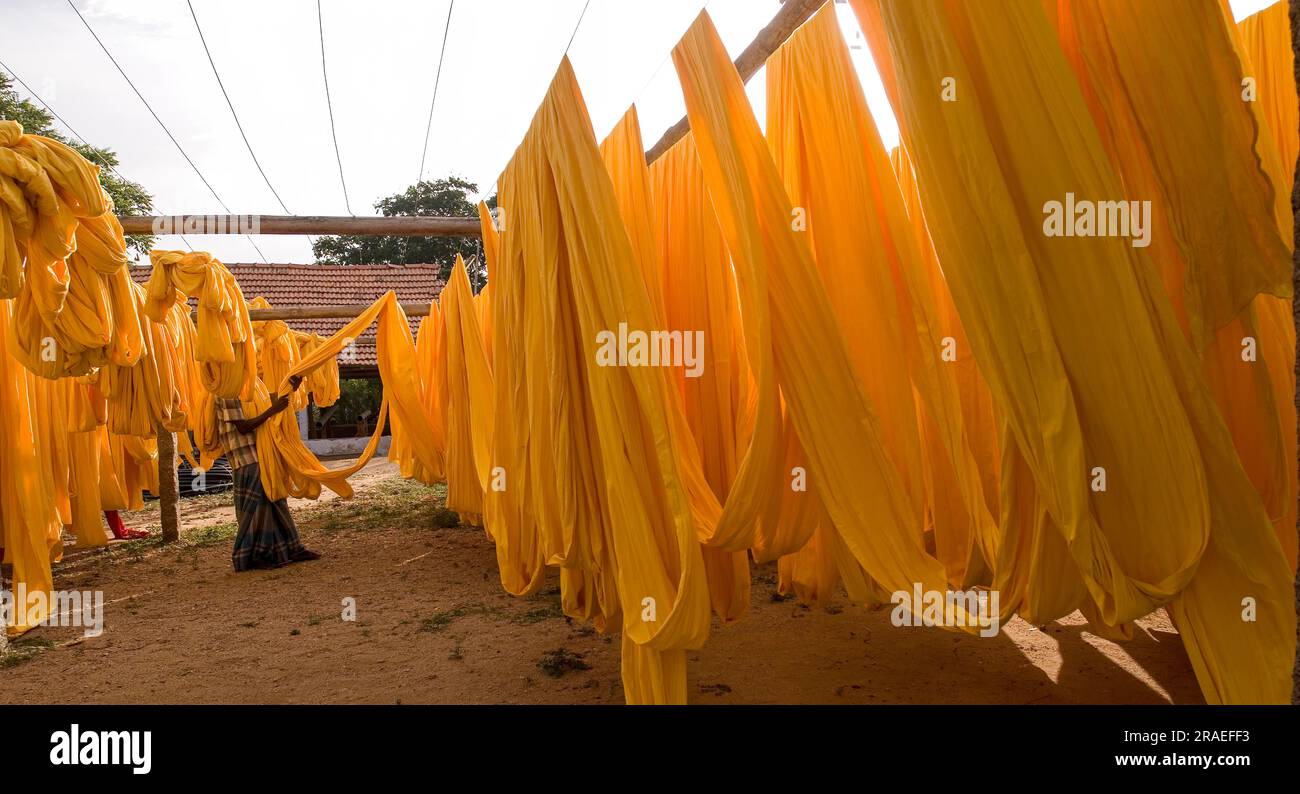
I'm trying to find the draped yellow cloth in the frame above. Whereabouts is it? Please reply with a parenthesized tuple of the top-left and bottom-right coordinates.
(1047, 0, 1296, 572)
(853, 0, 1293, 703)
(1230, 0, 1299, 573)
(143, 250, 257, 402)
(439, 255, 493, 524)
(767, 5, 998, 597)
(1, 297, 63, 635)
(648, 133, 755, 620)
(295, 331, 340, 408)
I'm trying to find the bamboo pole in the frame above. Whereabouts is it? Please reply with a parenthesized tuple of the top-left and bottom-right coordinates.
(644, 0, 826, 163)
(118, 214, 482, 237)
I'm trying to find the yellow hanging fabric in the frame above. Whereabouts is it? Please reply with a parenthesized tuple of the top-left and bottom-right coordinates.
(476, 202, 497, 365)
(1, 121, 146, 380)
(439, 254, 494, 524)
(249, 296, 308, 414)
(0, 298, 63, 636)
(100, 279, 202, 444)
(389, 297, 445, 485)
(494, 59, 716, 703)
(648, 133, 758, 620)
(766, 4, 999, 593)
(143, 250, 257, 401)
(1238, 1, 1298, 195)
(295, 332, 340, 408)
(599, 107, 668, 326)
(1045, 0, 1291, 350)
(475, 158, 557, 605)
(284, 291, 445, 496)
(1047, 0, 1295, 571)
(608, 114, 753, 622)
(672, 13, 973, 630)
(1233, 0, 1299, 572)
(853, 0, 1294, 703)
(891, 145, 1002, 570)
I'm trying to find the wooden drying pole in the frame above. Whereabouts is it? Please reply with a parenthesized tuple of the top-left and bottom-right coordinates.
(124, 0, 825, 547)
(118, 215, 481, 237)
(644, 0, 826, 163)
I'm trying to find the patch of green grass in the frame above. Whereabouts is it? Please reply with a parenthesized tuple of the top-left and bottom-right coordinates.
(536, 647, 591, 679)
(294, 477, 463, 535)
(1, 636, 56, 669)
(418, 604, 502, 634)
(431, 507, 460, 528)
(512, 601, 563, 625)
(184, 522, 239, 548)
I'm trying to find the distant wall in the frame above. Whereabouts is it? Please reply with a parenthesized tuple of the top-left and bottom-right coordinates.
(306, 436, 390, 458)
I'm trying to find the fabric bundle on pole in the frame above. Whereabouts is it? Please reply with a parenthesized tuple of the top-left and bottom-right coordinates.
(5, 0, 1297, 707)
(851, 0, 1293, 703)
(1, 121, 145, 379)
(143, 250, 257, 402)
(99, 279, 202, 445)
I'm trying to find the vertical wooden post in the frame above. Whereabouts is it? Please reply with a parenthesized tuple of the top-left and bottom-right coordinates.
(156, 425, 180, 543)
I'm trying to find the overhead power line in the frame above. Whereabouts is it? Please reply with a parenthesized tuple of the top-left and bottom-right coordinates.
(0, 55, 194, 252)
(186, 0, 312, 245)
(565, 0, 593, 55)
(418, 0, 456, 185)
(316, 0, 354, 216)
(65, 0, 266, 262)
(476, 0, 596, 204)
(187, 1, 291, 214)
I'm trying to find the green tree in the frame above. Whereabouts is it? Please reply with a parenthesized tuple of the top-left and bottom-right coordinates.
(312, 176, 496, 288)
(0, 73, 156, 256)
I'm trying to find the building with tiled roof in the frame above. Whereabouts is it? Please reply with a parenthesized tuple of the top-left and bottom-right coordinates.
(130, 263, 446, 376)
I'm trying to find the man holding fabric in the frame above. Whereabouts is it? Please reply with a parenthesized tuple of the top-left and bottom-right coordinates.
(216, 374, 321, 571)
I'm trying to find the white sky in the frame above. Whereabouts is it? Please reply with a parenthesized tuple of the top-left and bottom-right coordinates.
(0, 0, 1279, 264)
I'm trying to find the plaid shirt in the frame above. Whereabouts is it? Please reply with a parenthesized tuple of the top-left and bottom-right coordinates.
(215, 399, 258, 470)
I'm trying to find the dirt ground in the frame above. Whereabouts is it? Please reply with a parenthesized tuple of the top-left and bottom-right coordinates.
(0, 460, 1203, 705)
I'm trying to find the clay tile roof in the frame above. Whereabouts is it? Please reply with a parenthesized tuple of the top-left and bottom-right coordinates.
(129, 263, 446, 369)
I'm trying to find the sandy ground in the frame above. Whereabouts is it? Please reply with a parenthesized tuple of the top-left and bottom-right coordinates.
(0, 460, 1202, 705)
